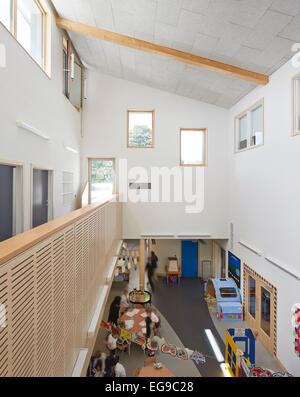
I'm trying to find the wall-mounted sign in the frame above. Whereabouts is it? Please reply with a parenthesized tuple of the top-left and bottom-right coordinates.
(228, 252, 241, 288)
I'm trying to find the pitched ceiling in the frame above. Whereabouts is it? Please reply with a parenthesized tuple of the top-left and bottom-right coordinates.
(51, 0, 300, 108)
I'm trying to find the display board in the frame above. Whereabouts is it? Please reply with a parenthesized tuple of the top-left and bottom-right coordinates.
(228, 251, 241, 288)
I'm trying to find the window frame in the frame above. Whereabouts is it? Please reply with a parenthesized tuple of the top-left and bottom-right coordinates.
(0, 0, 48, 73)
(127, 110, 155, 149)
(180, 128, 208, 167)
(234, 98, 264, 153)
(292, 73, 300, 136)
(63, 35, 84, 111)
(88, 157, 116, 205)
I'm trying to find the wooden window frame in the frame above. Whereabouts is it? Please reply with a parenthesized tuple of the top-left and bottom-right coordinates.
(180, 128, 208, 167)
(291, 73, 300, 136)
(234, 98, 264, 153)
(127, 110, 155, 149)
(63, 35, 84, 111)
(5, 0, 48, 73)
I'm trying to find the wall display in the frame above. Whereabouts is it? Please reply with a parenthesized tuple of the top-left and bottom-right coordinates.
(228, 252, 241, 288)
(292, 303, 300, 357)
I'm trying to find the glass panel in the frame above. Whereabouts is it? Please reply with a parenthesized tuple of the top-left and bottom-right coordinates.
(294, 78, 300, 132)
(248, 276, 256, 319)
(128, 111, 153, 147)
(90, 159, 114, 204)
(0, 0, 12, 31)
(181, 129, 205, 165)
(261, 286, 271, 336)
(63, 48, 68, 97)
(220, 288, 237, 298)
(70, 62, 82, 107)
(238, 113, 248, 150)
(17, 0, 44, 67)
(250, 104, 263, 146)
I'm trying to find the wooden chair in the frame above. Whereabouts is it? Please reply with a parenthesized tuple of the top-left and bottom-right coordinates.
(165, 257, 181, 285)
(144, 357, 156, 366)
(132, 368, 140, 377)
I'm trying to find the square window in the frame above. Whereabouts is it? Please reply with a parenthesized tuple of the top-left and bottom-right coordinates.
(17, 0, 44, 68)
(235, 99, 264, 152)
(127, 110, 154, 148)
(293, 75, 300, 135)
(0, 0, 12, 31)
(180, 129, 207, 166)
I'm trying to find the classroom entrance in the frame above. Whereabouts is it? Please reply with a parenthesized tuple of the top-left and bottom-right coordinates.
(244, 264, 277, 357)
(181, 240, 198, 277)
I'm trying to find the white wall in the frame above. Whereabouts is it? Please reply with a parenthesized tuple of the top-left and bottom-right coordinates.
(0, 1, 81, 232)
(153, 239, 181, 274)
(82, 72, 229, 239)
(228, 58, 300, 376)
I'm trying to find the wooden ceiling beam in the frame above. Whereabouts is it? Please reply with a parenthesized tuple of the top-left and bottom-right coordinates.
(56, 17, 269, 85)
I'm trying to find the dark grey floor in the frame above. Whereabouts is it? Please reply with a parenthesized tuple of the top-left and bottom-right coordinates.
(151, 278, 225, 377)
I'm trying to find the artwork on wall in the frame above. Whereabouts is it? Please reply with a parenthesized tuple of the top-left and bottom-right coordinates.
(228, 251, 241, 288)
(292, 303, 300, 357)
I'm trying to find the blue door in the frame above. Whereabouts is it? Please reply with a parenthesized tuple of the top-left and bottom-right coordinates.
(181, 240, 198, 277)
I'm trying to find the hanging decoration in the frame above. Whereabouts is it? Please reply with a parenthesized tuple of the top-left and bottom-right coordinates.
(100, 322, 206, 364)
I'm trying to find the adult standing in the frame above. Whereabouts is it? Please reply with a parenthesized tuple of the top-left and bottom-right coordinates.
(108, 296, 121, 326)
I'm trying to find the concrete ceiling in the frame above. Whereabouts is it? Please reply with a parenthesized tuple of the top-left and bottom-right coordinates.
(51, 0, 300, 108)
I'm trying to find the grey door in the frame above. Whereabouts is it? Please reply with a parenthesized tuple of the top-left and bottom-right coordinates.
(32, 169, 49, 228)
(0, 165, 14, 242)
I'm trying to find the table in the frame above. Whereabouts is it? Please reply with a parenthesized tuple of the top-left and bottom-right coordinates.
(138, 365, 175, 377)
(120, 308, 147, 336)
(129, 290, 151, 306)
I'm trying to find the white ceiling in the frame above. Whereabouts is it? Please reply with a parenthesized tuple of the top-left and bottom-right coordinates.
(51, 0, 300, 108)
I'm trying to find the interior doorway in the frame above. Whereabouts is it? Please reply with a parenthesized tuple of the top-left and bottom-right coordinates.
(0, 161, 23, 242)
(31, 165, 53, 228)
(181, 240, 198, 277)
(244, 265, 277, 357)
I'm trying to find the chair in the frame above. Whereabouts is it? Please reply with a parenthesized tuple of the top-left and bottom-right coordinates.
(165, 257, 181, 285)
(132, 368, 140, 377)
(135, 304, 144, 309)
(144, 357, 156, 366)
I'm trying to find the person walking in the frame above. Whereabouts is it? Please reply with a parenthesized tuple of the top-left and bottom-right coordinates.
(151, 251, 158, 281)
(146, 257, 155, 291)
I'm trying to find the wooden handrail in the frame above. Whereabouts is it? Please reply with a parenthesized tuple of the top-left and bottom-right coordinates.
(0, 195, 117, 266)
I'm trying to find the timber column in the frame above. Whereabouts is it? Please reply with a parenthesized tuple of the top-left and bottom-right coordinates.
(139, 239, 145, 291)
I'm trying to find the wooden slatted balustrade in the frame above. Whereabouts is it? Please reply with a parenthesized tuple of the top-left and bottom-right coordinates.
(0, 195, 122, 377)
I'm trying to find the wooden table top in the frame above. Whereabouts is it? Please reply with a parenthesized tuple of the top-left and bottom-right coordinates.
(120, 308, 147, 336)
(138, 365, 175, 377)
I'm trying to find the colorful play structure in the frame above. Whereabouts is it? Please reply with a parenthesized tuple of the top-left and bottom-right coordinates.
(225, 328, 255, 377)
(205, 278, 243, 321)
(225, 328, 293, 377)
